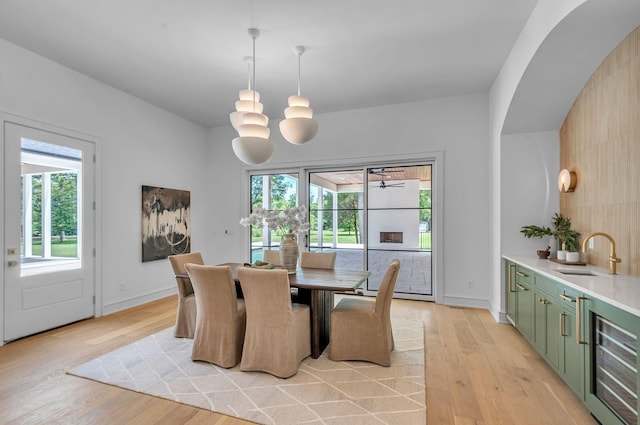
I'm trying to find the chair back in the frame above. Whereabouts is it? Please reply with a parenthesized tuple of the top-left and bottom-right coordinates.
(237, 268, 293, 319)
(300, 251, 337, 269)
(262, 249, 281, 265)
(184, 264, 240, 319)
(168, 252, 204, 297)
(374, 259, 401, 318)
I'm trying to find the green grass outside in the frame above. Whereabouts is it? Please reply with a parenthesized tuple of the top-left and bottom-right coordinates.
(30, 237, 78, 257)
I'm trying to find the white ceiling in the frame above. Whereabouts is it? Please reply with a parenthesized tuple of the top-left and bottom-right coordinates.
(0, 0, 538, 128)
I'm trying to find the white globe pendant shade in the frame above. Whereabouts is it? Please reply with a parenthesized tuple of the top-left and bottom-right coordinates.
(230, 89, 264, 131)
(230, 29, 276, 165)
(279, 116, 319, 145)
(232, 136, 276, 165)
(280, 47, 318, 145)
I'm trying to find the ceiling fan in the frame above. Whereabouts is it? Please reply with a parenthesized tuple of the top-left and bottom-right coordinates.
(375, 178, 405, 189)
(369, 167, 405, 189)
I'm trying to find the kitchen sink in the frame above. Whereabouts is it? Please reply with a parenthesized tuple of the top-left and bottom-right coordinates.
(554, 268, 598, 276)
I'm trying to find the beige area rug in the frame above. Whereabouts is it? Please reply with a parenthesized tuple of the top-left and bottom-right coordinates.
(68, 318, 425, 425)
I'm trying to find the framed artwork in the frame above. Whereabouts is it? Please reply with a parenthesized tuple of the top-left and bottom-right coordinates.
(141, 185, 191, 262)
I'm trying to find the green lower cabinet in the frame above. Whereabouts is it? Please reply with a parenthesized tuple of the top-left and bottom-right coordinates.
(503, 260, 640, 424)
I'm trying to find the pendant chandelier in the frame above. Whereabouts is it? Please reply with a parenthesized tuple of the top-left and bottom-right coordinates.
(230, 28, 275, 165)
(279, 45, 319, 145)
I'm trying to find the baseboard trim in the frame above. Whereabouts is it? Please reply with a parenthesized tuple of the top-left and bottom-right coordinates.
(441, 295, 490, 310)
(102, 287, 176, 316)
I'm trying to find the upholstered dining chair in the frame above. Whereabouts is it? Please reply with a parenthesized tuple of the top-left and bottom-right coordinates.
(328, 259, 400, 366)
(262, 249, 281, 265)
(237, 267, 311, 378)
(184, 264, 246, 368)
(294, 251, 338, 301)
(168, 252, 203, 338)
(299, 251, 337, 269)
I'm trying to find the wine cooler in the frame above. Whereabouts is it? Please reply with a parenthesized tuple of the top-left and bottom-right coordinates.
(593, 315, 638, 424)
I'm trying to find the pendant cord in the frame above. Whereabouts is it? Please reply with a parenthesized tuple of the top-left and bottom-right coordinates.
(246, 60, 251, 91)
(297, 53, 301, 96)
(252, 35, 256, 112)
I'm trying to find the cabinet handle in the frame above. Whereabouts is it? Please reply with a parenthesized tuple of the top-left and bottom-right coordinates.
(560, 294, 576, 302)
(516, 284, 528, 291)
(560, 313, 567, 336)
(516, 271, 528, 278)
(509, 264, 516, 293)
(576, 296, 587, 345)
(538, 298, 549, 304)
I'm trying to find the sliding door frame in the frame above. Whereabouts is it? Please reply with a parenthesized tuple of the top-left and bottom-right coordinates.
(239, 151, 444, 304)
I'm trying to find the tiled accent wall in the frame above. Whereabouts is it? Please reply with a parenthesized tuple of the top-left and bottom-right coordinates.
(560, 25, 639, 276)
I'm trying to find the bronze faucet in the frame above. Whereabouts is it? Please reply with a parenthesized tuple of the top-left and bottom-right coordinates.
(581, 232, 622, 274)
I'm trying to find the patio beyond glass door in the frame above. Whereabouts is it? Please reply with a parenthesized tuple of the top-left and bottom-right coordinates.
(246, 164, 434, 300)
(308, 169, 365, 269)
(308, 164, 433, 300)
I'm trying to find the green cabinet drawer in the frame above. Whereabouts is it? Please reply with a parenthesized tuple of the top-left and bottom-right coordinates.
(535, 274, 560, 298)
(515, 265, 533, 284)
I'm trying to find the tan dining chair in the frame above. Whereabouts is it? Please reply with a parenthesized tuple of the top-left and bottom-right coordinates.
(262, 249, 281, 265)
(328, 259, 400, 366)
(237, 267, 311, 378)
(300, 251, 337, 269)
(184, 264, 246, 368)
(168, 252, 203, 338)
(295, 251, 338, 301)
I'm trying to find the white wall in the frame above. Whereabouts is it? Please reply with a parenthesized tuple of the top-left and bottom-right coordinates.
(489, 0, 587, 321)
(0, 38, 209, 332)
(206, 93, 493, 308)
(501, 131, 560, 258)
(368, 180, 420, 250)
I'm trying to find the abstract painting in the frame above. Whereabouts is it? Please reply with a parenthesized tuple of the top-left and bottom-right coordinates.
(141, 185, 190, 262)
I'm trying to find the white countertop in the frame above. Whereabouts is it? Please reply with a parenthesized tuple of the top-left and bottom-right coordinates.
(503, 255, 640, 317)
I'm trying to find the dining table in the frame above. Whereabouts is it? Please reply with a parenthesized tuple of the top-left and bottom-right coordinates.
(178, 262, 370, 358)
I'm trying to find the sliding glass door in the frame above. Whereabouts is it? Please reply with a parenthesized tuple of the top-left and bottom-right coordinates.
(246, 162, 434, 301)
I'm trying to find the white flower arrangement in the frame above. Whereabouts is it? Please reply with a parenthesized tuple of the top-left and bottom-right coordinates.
(240, 205, 310, 235)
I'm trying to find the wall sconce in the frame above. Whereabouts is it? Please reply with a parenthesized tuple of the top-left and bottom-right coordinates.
(558, 169, 577, 192)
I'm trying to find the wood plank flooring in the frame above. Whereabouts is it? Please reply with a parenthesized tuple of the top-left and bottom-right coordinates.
(0, 295, 598, 424)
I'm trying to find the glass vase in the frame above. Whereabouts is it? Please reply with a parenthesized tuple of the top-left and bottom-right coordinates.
(279, 233, 299, 273)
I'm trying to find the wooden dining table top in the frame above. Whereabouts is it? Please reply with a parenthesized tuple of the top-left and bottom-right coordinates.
(178, 262, 370, 292)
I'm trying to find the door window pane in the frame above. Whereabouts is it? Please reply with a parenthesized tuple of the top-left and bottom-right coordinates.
(249, 172, 299, 263)
(20, 138, 82, 273)
(309, 169, 365, 270)
(366, 165, 432, 295)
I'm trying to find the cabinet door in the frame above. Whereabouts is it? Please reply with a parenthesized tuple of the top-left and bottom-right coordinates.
(516, 280, 534, 342)
(560, 307, 584, 399)
(505, 261, 516, 323)
(533, 289, 561, 370)
(559, 286, 586, 399)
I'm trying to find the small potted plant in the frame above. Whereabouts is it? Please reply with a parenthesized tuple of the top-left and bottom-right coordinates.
(521, 213, 580, 260)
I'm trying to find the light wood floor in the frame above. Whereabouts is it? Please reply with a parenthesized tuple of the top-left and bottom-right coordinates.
(0, 295, 598, 424)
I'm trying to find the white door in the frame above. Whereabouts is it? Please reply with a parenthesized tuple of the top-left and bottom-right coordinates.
(4, 122, 95, 342)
